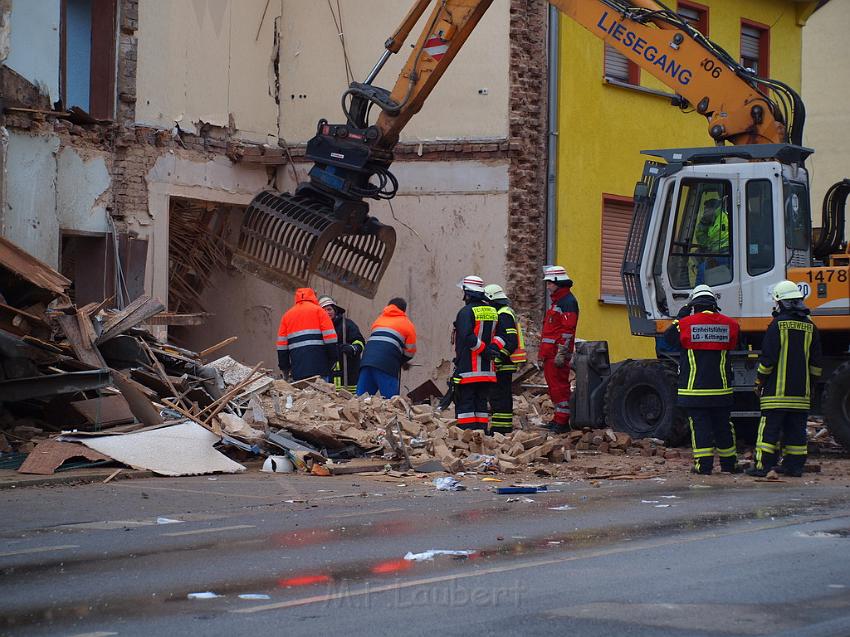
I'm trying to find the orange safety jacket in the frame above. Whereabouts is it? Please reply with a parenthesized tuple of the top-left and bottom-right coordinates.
(276, 288, 338, 380)
(360, 304, 417, 377)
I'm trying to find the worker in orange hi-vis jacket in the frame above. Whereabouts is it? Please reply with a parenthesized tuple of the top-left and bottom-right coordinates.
(276, 288, 338, 382)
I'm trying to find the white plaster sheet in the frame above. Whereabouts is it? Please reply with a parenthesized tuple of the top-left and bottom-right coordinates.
(67, 421, 245, 476)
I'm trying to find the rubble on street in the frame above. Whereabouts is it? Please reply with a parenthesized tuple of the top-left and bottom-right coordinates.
(0, 238, 844, 481)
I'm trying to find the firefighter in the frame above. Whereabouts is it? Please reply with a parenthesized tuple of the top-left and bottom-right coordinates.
(276, 288, 338, 382)
(318, 295, 365, 393)
(539, 265, 579, 433)
(356, 297, 417, 398)
(483, 284, 526, 434)
(748, 280, 823, 477)
(663, 284, 740, 474)
(453, 275, 498, 431)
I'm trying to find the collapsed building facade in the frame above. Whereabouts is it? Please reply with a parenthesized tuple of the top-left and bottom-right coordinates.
(0, 0, 553, 389)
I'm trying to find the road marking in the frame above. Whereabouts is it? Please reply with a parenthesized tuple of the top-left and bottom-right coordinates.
(328, 507, 405, 519)
(116, 484, 273, 500)
(232, 514, 850, 614)
(0, 544, 78, 558)
(162, 524, 255, 537)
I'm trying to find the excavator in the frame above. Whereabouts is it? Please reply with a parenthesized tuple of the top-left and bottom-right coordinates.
(232, 0, 850, 448)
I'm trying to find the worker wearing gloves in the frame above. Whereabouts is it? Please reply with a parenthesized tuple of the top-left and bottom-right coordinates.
(453, 275, 498, 430)
(539, 265, 579, 433)
(357, 298, 417, 398)
(748, 281, 823, 477)
(318, 295, 365, 393)
(663, 285, 740, 474)
(484, 284, 526, 434)
(276, 288, 338, 382)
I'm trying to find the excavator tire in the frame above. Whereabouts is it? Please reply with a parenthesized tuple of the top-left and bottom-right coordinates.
(822, 360, 850, 450)
(604, 359, 687, 445)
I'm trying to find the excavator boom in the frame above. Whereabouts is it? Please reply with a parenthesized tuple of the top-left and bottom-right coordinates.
(235, 0, 804, 296)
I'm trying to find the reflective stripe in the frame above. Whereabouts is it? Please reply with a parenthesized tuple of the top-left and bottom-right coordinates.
(720, 350, 728, 389)
(493, 336, 506, 348)
(678, 388, 734, 396)
(288, 339, 326, 349)
(784, 444, 808, 455)
(755, 416, 768, 469)
(803, 327, 812, 400)
(760, 396, 809, 410)
(757, 363, 773, 375)
(716, 445, 736, 458)
(322, 329, 336, 336)
(287, 329, 323, 339)
(369, 335, 403, 352)
(687, 349, 697, 391)
(810, 366, 822, 376)
(693, 447, 715, 458)
(276, 345, 288, 351)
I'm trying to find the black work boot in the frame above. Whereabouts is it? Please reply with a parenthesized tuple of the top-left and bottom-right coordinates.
(540, 421, 570, 434)
(746, 466, 770, 477)
(720, 460, 741, 474)
(691, 457, 713, 475)
(775, 460, 804, 477)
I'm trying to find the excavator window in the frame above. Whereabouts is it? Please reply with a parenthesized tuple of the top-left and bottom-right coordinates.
(784, 181, 811, 252)
(746, 180, 775, 276)
(667, 178, 734, 289)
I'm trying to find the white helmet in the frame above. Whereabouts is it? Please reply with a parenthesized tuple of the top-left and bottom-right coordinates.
(690, 284, 716, 302)
(457, 275, 485, 294)
(317, 295, 336, 309)
(543, 265, 572, 283)
(261, 455, 294, 473)
(772, 280, 804, 301)
(484, 284, 508, 302)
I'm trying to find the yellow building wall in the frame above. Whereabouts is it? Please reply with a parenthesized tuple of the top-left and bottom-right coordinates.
(555, 0, 807, 362)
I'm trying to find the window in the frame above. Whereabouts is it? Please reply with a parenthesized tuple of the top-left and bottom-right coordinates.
(740, 20, 769, 76)
(600, 196, 634, 302)
(667, 179, 734, 289)
(784, 181, 811, 251)
(604, 45, 640, 85)
(60, 0, 117, 119)
(746, 180, 775, 276)
(677, 1, 709, 36)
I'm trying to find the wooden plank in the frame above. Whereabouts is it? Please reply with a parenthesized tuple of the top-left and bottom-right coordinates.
(198, 336, 238, 360)
(57, 314, 107, 368)
(96, 296, 166, 345)
(0, 235, 70, 295)
(71, 394, 135, 427)
(145, 312, 207, 326)
(110, 370, 164, 428)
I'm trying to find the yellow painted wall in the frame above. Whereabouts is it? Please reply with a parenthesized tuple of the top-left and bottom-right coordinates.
(803, 0, 850, 226)
(556, 0, 808, 362)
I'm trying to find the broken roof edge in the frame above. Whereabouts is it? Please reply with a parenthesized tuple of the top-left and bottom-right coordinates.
(0, 235, 71, 296)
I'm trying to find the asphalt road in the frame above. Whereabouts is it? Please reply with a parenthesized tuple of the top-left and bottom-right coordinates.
(2, 471, 850, 636)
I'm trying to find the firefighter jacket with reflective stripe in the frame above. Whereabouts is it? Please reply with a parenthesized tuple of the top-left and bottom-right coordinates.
(276, 288, 338, 380)
(757, 308, 823, 411)
(360, 305, 417, 377)
(331, 312, 365, 391)
(491, 304, 526, 372)
(663, 310, 739, 407)
(540, 287, 579, 359)
(454, 300, 497, 383)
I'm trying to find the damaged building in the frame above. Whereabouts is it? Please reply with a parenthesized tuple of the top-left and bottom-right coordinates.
(0, 0, 553, 389)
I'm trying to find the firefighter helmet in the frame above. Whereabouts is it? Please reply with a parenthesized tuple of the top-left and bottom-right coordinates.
(690, 284, 717, 302)
(457, 275, 485, 293)
(772, 280, 804, 301)
(542, 265, 572, 284)
(484, 284, 508, 302)
(317, 295, 336, 308)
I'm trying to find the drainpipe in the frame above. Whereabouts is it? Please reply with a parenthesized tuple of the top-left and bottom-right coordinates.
(545, 6, 559, 313)
(545, 6, 559, 267)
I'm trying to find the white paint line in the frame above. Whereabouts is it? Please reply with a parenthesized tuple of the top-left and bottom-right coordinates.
(327, 507, 405, 519)
(116, 484, 272, 500)
(162, 524, 255, 537)
(232, 514, 850, 615)
(0, 544, 79, 558)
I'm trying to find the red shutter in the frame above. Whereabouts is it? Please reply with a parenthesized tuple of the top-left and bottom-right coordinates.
(600, 197, 634, 299)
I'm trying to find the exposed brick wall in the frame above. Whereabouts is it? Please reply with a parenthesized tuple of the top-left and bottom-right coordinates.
(507, 0, 549, 322)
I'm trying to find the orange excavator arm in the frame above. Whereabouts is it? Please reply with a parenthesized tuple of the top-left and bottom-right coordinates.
(375, 0, 801, 148)
(235, 0, 806, 298)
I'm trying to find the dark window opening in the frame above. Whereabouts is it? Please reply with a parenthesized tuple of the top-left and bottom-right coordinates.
(60, 0, 117, 119)
(746, 180, 775, 276)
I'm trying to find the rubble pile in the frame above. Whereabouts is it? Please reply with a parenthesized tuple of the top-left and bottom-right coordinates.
(254, 377, 677, 475)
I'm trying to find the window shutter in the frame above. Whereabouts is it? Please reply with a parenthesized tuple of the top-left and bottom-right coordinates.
(741, 26, 761, 70)
(678, 6, 700, 26)
(604, 45, 632, 82)
(600, 198, 634, 299)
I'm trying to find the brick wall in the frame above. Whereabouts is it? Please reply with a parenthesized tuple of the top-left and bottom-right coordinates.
(507, 0, 550, 322)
